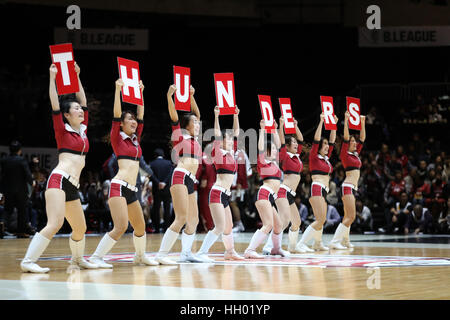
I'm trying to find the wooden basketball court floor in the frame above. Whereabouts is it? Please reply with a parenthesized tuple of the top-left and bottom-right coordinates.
(0, 232, 449, 300)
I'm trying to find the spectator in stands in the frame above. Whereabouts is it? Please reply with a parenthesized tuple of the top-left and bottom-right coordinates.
(437, 198, 450, 234)
(0, 141, 34, 238)
(295, 196, 310, 231)
(412, 176, 431, 206)
(299, 172, 312, 206)
(98, 180, 112, 233)
(376, 143, 391, 165)
(427, 155, 443, 172)
(149, 148, 174, 233)
(429, 105, 443, 123)
(366, 107, 379, 125)
(326, 181, 339, 207)
(323, 204, 341, 233)
(353, 198, 373, 233)
(427, 136, 440, 158)
(417, 160, 428, 181)
(411, 133, 425, 159)
(404, 204, 433, 234)
(362, 162, 384, 210)
(443, 157, 450, 182)
(425, 168, 436, 186)
(382, 192, 412, 234)
(427, 171, 447, 217)
(404, 167, 417, 195)
(395, 145, 409, 177)
(384, 170, 406, 208)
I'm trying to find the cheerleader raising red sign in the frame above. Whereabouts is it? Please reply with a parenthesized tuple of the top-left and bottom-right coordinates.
(117, 57, 143, 105)
(49, 43, 79, 95)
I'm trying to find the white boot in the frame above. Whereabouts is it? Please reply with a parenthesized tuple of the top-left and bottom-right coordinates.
(133, 233, 159, 266)
(295, 226, 315, 253)
(20, 233, 51, 273)
(69, 235, 99, 269)
(312, 228, 329, 251)
(88, 233, 117, 268)
(262, 230, 274, 255)
(270, 232, 291, 257)
(287, 228, 299, 252)
(341, 224, 354, 248)
(196, 230, 219, 263)
(179, 231, 204, 263)
(155, 228, 179, 265)
(232, 220, 245, 233)
(244, 229, 268, 259)
(328, 223, 349, 250)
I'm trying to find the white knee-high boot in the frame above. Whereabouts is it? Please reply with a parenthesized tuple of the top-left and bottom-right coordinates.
(21, 233, 51, 273)
(295, 226, 315, 253)
(329, 223, 349, 250)
(69, 235, 99, 269)
(244, 229, 268, 259)
(312, 228, 329, 251)
(88, 233, 117, 268)
(262, 230, 274, 255)
(196, 230, 219, 263)
(179, 231, 203, 263)
(133, 233, 158, 265)
(341, 224, 354, 248)
(271, 232, 290, 257)
(198, 230, 220, 255)
(155, 228, 179, 265)
(288, 228, 299, 252)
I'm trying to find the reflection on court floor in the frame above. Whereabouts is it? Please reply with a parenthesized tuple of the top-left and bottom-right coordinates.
(1, 233, 450, 300)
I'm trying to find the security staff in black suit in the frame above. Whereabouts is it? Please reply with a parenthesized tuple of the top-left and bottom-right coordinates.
(149, 148, 174, 233)
(0, 141, 34, 238)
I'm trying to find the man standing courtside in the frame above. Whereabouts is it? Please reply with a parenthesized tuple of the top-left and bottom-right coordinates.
(0, 141, 34, 238)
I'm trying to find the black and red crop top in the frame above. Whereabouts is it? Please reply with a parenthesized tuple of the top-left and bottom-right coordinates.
(211, 136, 238, 174)
(52, 107, 89, 155)
(340, 140, 363, 171)
(309, 140, 334, 175)
(171, 121, 202, 160)
(257, 152, 282, 181)
(279, 142, 303, 175)
(110, 118, 143, 161)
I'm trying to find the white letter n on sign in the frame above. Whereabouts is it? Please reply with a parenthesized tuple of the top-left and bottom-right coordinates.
(217, 81, 234, 108)
(120, 65, 141, 99)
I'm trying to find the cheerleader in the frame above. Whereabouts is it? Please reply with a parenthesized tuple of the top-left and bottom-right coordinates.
(89, 78, 158, 267)
(263, 116, 304, 255)
(196, 106, 244, 261)
(154, 84, 205, 264)
(21, 63, 98, 272)
(329, 111, 365, 249)
(244, 120, 283, 258)
(295, 113, 337, 252)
